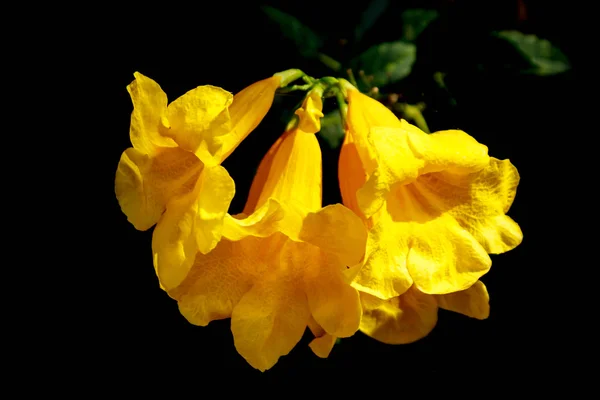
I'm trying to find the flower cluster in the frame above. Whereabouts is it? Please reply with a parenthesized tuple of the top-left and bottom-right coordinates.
(115, 70, 522, 371)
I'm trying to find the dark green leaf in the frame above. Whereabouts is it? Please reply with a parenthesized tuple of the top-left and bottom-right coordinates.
(350, 41, 416, 87)
(262, 6, 324, 58)
(355, 0, 390, 42)
(401, 9, 439, 42)
(494, 31, 570, 75)
(318, 112, 345, 149)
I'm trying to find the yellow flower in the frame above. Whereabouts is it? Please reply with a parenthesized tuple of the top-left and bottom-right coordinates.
(115, 72, 280, 290)
(168, 94, 368, 371)
(359, 280, 490, 344)
(337, 88, 522, 343)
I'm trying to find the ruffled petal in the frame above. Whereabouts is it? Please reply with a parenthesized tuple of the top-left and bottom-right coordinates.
(356, 126, 423, 217)
(416, 158, 522, 254)
(299, 204, 368, 267)
(352, 210, 413, 300)
(356, 124, 490, 218)
(404, 123, 490, 175)
(298, 243, 361, 338)
(231, 242, 310, 371)
(222, 199, 304, 242)
(359, 286, 438, 344)
(169, 240, 253, 326)
(162, 85, 233, 164)
(436, 280, 490, 319)
(115, 147, 202, 230)
(152, 165, 235, 290)
(127, 72, 177, 154)
(170, 235, 286, 325)
(386, 185, 491, 295)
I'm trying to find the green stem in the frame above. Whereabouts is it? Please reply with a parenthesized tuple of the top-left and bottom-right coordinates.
(335, 89, 348, 127)
(277, 83, 313, 93)
(346, 69, 358, 88)
(318, 53, 342, 72)
(274, 69, 306, 87)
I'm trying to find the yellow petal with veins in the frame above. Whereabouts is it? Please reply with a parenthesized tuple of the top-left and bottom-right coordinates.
(354, 186, 491, 298)
(152, 165, 235, 290)
(127, 72, 177, 154)
(170, 235, 286, 325)
(162, 85, 233, 164)
(356, 124, 490, 218)
(436, 280, 490, 319)
(359, 286, 438, 344)
(297, 243, 362, 338)
(231, 241, 311, 372)
(417, 158, 522, 254)
(115, 147, 202, 230)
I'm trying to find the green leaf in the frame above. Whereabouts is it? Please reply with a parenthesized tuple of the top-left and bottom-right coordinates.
(355, 0, 390, 42)
(401, 8, 439, 42)
(494, 30, 570, 75)
(350, 41, 416, 87)
(262, 6, 324, 59)
(318, 112, 345, 149)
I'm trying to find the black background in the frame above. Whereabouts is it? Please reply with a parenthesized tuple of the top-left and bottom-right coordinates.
(94, 0, 579, 383)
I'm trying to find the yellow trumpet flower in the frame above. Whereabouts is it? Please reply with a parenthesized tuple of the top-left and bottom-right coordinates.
(115, 72, 280, 290)
(338, 88, 522, 343)
(168, 92, 368, 371)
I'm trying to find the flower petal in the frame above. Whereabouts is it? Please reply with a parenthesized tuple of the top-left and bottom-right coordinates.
(170, 235, 286, 325)
(386, 185, 492, 295)
(309, 335, 337, 358)
(416, 158, 522, 254)
(152, 165, 235, 290)
(338, 131, 368, 220)
(297, 243, 361, 338)
(356, 127, 423, 217)
(217, 76, 281, 162)
(295, 92, 324, 134)
(169, 240, 252, 326)
(231, 269, 310, 371)
(127, 72, 177, 154)
(254, 130, 322, 213)
(115, 147, 202, 230)
(162, 85, 233, 163)
(222, 198, 304, 242)
(307, 317, 337, 358)
(346, 90, 402, 175)
(299, 204, 368, 267)
(229, 128, 322, 244)
(436, 280, 490, 319)
(356, 123, 489, 218)
(352, 210, 413, 300)
(242, 131, 288, 215)
(359, 286, 438, 344)
(405, 124, 490, 175)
